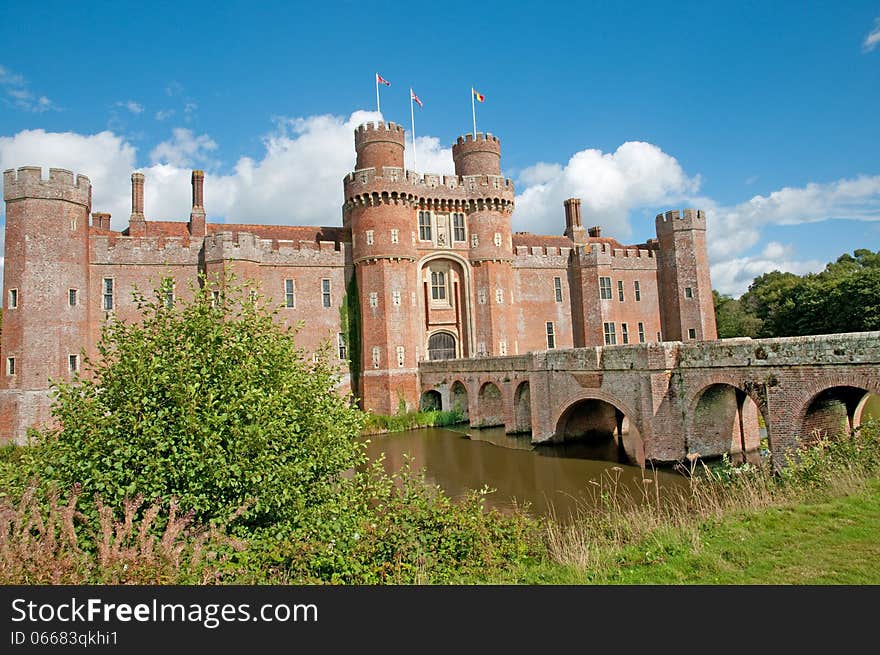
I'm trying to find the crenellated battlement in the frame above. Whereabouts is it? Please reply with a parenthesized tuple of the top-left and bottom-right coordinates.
(655, 208, 707, 232)
(90, 234, 201, 266)
(513, 244, 572, 269)
(355, 121, 406, 137)
(454, 132, 500, 147)
(576, 241, 657, 270)
(4, 166, 91, 206)
(203, 231, 346, 266)
(452, 132, 502, 177)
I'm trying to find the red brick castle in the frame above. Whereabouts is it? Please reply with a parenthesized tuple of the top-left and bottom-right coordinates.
(0, 121, 716, 442)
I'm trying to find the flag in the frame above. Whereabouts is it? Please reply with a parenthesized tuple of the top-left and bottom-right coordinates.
(410, 88, 423, 107)
(376, 73, 391, 86)
(473, 89, 485, 102)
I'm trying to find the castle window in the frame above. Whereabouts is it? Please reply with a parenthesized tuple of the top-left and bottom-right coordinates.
(554, 277, 563, 302)
(603, 322, 617, 345)
(453, 213, 466, 242)
(599, 277, 612, 300)
(369, 292, 378, 308)
(8, 289, 18, 309)
(617, 280, 625, 302)
(546, 322, 556, 349)
(418, 211, 432, 241)
(657, 331, 662, 342)
(495, 288, 504, 304)
(431, 271, 447, 301)
(366, 230, 374, 245)
(493, 232, 502, 247)
(391, 228, 399, 244)
(396, 346, 405, 368)
(634, 280, 641, 302)
(285, 279, 295, 308)
(638, 322, 646, 343)
(322, 279, 331, 308)
(68, 354, 79, 374)
(338, 333, 347, 360)
(688, 328, 697, 340)
(685, 287, 694, 299)
(477, 342, 487, 356)
(6, 357, 14, 376)
(411, 291, 417, 306)
(102, 278, 114, 311)
(499, 340, 507, 356)
(371, 346, 381, 368)
(392, 290, 401, 306)
(163, 278, 174, 308)
(471, 234, 479, 248)
(621, 323, 629, 344)
(68, 289, 78, 307)
(212, 290, 220, 307)
(477, 288, 487, 305)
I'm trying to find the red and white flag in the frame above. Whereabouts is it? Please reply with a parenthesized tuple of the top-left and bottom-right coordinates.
(410, 88, 423, 108)
(376, 73, 391, 86)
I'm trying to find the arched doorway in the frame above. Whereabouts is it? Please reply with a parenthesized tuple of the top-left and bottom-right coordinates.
(690, 384, 762, 462)
(420, 389, 442, 411)
(511, 381, 531, 434)
(555, 397, 642, 464)
(450, 380, 469, 419)
(427, 332, 456, 361)
(476, 381, 504, 428)
(801, 385, 872, 442)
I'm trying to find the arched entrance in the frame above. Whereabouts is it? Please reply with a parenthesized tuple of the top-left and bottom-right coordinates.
(420, 389, 442, 411)
(555, 397, 642, 464)
(511, 381, 531, 434)
(476, 381, 504, 428)
(427, 332, 456, 361)
(450, 380, 469, 419)
(690, 384, 762, 462)
(801, 385, 872, 442)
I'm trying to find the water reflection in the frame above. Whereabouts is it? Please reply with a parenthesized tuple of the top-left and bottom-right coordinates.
(361, 425, 687, 520)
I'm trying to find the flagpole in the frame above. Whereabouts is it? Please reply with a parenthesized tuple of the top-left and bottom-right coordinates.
(471, 86, 477, 137)
(410, 89, 418, 171)
(376, 74, 380, 114)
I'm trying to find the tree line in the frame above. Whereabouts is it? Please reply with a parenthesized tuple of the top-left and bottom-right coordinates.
(714, 248, 880, 338)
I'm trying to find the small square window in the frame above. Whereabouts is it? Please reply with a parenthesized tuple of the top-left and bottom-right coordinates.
(102, 278, 114, 311)
(685, 287, 694, 299)
(338, 333, 347, 360)
(8, 289, 19, 309)
(68, 289, 78, 307)
(634, 280, 641, 302)
(554, 277, 562, 303)
(212, 290, 220, 307)
(617, 280, 624, 302)
(638, 322, 646, 343)
(622, 323, 629, 344)
(322, 279, 331, 308)
(688, 328, 697, 340)
(284, 279, 295, 308)
(68, 354, 79, 374)
(6, 357, 15, 376)
(546, 322, 556, 349)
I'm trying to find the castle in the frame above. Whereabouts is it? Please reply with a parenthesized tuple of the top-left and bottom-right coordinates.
(0, 121, 716, 443)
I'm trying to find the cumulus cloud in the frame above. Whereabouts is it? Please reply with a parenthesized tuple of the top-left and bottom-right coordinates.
(709, 242, 823, 296)
(150, 128, 218, 168)
(116, 100, 144, 114)
(0, 65, 59, 113)
(863, 18, 880, 52)
(155, 109, 174, 121)
(514, 142, 700, 240)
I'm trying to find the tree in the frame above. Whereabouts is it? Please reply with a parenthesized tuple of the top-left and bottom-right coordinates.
(713, 290, 762, 338)
(32, 276, 364, 533)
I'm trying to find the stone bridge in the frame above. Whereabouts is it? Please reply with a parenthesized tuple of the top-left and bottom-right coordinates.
(418, 332, 880, 469)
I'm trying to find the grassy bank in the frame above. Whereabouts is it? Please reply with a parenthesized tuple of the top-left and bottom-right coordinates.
(361, 408, 466, 435)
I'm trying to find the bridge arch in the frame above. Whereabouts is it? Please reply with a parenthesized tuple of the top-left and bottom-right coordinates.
(420, 389, 442, 411)
(476, 380, 504, 428)
(687, 382, 763, 462)
(792, 372, 880, 444)
(450, 379, 470, 419)
(552, 390, 644, 465)
(512, 380, 531, 434)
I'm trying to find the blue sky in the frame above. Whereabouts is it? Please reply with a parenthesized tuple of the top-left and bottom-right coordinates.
(1, 0, 878, 295)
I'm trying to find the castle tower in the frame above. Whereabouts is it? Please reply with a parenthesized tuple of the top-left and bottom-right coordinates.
(453, 133, 515, 358)
(1, 167, 92, 442)
(345, 122, 422, 413)
(655, 209, 717, 341)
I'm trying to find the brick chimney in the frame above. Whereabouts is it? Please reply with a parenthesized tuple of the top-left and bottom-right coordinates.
(563, 197, 587, 244)
(91, 212, 111, 230)
(588, 226, 602, 238)
(189, 170, 206, 237)
(128, 172, 146, 236)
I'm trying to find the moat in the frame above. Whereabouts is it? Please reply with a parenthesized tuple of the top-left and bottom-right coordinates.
(362, 424, 689, 519)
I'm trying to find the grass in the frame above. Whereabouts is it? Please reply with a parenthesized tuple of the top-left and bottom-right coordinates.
(362, 408, 466, 435)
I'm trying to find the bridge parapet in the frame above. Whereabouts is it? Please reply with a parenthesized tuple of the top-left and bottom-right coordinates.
(678, 332, 880, 369)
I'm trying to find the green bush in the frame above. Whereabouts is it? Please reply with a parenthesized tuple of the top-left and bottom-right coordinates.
(29, 276, 364, 534)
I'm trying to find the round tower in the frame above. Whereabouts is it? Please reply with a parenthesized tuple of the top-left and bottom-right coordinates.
(344, 122, 421, 415)
(354, 121, 406, 171)
(1, 167, 91, 443)
(452, 132, 501, 177)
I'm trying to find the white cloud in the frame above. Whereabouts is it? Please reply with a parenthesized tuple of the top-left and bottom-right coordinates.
(150, 128, 218, 168)
(710, 242, 823, 296)
(404, 134, 453, 175)
(155, 109, 174, 121)
(116, 100, 144, 114)
(863, 18, 880, 52)
(513, 141, 700, 239)
(0, 65, 59, 113)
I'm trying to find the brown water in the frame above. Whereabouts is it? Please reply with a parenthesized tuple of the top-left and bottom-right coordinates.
(362, 425, 689, 520)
